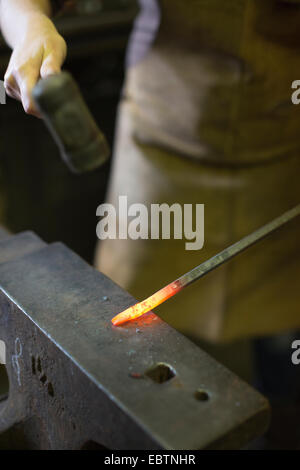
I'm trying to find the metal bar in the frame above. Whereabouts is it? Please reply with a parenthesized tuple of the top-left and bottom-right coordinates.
(112, 204, 300, 326)
(179, 203, 300, 287)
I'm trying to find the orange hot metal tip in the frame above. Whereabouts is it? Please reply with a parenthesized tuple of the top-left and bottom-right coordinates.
(111, 283, 183, 326)
(111, 294, 161, 325)
(111, 302, 148, 326)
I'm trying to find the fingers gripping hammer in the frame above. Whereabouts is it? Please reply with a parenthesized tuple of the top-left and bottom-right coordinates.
(32, 72, 110, 174)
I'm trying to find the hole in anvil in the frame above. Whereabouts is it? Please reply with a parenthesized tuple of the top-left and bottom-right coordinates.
(40, 374, 47, 384)
(145, 363, 176, 384)
(0, 341, 9, 404)
(48, 382, 55, 397)
(0, 364, 9, 403)
(37, 357, 42, 373)
(31, 356, 36, 375)
(194, 389, 210, 402)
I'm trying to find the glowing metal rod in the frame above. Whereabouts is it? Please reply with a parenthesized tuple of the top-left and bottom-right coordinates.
(111, 204, 300, 326)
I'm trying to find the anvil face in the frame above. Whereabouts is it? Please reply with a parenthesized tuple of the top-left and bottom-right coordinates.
(0, 232, 269, 449)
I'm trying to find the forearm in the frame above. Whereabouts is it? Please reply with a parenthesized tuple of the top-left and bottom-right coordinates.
(0, 0, 52, 49)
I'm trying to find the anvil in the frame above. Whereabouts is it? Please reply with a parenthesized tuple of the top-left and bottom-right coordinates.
(0, 231, 269, 449)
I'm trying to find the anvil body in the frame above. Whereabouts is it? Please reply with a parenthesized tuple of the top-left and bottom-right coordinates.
(0, 231, 269, 449)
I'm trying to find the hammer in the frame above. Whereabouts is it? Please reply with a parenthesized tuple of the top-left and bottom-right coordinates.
(32, 72, 110, 174)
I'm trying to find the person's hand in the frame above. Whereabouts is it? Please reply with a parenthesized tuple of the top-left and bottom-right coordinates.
(4, 13, 67, 117)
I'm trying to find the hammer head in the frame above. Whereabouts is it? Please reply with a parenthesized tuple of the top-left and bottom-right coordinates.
(32, 72, 110, 174)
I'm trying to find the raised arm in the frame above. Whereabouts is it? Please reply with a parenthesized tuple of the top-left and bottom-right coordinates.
(0, 0, 67, 116)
